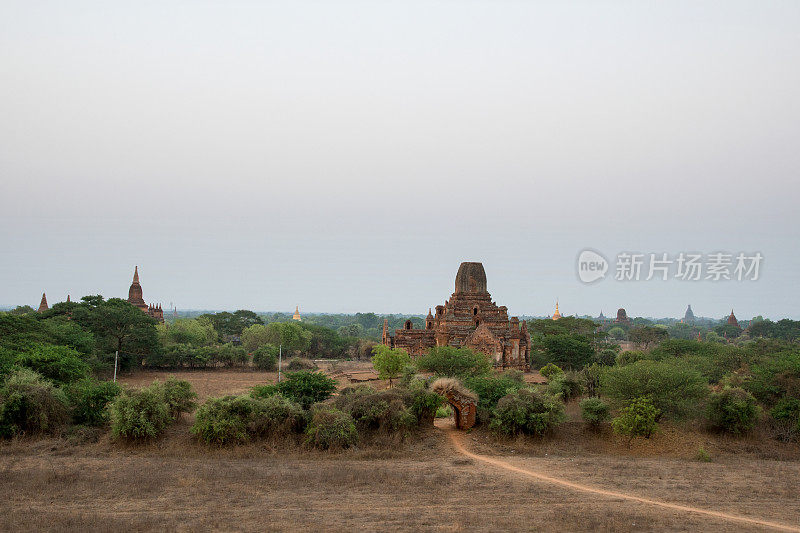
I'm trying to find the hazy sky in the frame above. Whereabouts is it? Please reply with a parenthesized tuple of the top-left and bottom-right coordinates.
(2, 1, 799, 319)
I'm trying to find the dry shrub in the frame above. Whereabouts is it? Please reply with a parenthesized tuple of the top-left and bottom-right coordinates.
(431, 377, 478, 404)
(334, 386, 415, 432)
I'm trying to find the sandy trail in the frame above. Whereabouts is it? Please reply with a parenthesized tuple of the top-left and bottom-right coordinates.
(442, 424, 800, 532)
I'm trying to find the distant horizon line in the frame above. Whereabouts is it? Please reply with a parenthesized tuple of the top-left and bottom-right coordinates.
(0, 304, 772, 322)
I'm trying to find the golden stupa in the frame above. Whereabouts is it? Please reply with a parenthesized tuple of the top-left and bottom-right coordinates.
(552, 301, 562, 321)
(292, 305, 302, 321)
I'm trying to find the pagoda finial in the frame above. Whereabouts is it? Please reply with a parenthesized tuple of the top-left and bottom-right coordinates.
(66, 294, 71, 303)
(133, 265, 140, 283)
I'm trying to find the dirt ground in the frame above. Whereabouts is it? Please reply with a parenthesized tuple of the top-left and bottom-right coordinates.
(2, 369, 799, 532)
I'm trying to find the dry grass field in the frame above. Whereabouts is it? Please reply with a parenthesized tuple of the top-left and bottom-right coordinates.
(2, 369, 799, 532)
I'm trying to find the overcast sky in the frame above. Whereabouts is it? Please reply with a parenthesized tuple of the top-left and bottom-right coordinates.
(2, 1, 799, 319)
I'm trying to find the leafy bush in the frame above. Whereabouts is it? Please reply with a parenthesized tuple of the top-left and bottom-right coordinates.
(66, 378, 121, 426)
(192, 394, 304, 445)
(547, 371, 583, 401)
(214, 344, 247, 367)
(769, 397, 800, 440)
(615, 350, 645, 366)
(109, 383, 171, 440)
(580, 397, 610, 428)
(464, 371, 525, 411)
(538, 363, 563, 380)
(489, 388, 565, 436)
(161, 377, 198, 419)
(0, 368, 69, 437)
(286, 358, 318, 371)
(305, 407, 358, 449)
(594, 348, 618, 366)
(415, 346, 491, 378)
(252, 345, 279, 371)
(612, 397, 659, 439)
(16, 344, 90, 384)
(600, 359, 708, 420)
(706, 387, 760, 435)
(408, 387, 444, 425)
(192, 395, 251, 445)
(252, 371, 337, 409)
(746, 349, 800, 406)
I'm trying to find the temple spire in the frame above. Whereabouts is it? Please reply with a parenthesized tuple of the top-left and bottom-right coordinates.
(38, 292, 48, 313)
(133, 265, 140, 283)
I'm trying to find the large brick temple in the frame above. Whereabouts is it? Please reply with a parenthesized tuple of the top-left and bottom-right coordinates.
(127, 266, 164, 323)
(382, 262, 530, 370)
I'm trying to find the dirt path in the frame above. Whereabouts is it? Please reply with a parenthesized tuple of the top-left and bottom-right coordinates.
(442, 424, 800, 532)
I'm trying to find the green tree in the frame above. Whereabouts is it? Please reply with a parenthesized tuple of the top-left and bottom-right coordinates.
(158, 317, 217, 347)
(541, 334, 594, 370)
(714, 323, 742, 339)
(415, 346, 491, 378)
(629, 326, 669, 349)
(371, 345, 412, 387)
(607, 327, 626, 341)
(242, 322, 312, 355)
(600, 359, 708, 420)
(72, 296, 159, 370)
(9, 305, 35, 316)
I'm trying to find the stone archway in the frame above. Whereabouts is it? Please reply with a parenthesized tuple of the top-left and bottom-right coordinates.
(431, 378, 478, 430)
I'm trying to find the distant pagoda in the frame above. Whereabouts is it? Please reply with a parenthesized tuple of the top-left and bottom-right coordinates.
(727, 309, 740, 329)
(292, 305, 302, 321)
(37, 292, 48, 313)
(127, 266, 164, 323)
(551, 301, 562, 320)
(682, 304, 695, 324)
(614, 308, 631, 325)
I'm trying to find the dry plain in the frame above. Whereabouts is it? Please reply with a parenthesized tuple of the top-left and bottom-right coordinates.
(1, 368, 799, 532)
